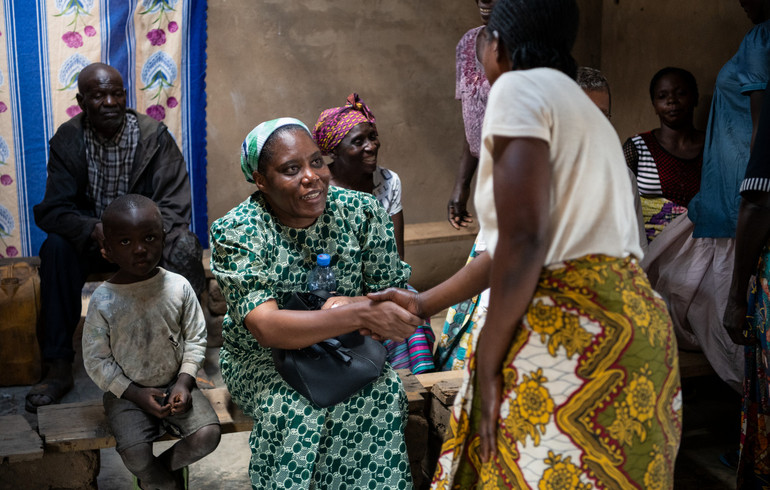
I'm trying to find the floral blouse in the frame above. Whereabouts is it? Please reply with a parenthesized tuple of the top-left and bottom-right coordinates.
(456, 26, 491, 158)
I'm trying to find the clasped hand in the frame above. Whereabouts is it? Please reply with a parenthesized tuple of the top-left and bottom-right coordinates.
(321, 292, 423, 342)
(123, 375, 194, 418)
(364, 288, 425, 341)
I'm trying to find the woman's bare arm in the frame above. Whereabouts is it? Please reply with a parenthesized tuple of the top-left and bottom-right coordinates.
(724, 194, 770, 343)
(476, 136, 552, 462)
(368, 252, 491, 319)
(448, 139, 479, 229)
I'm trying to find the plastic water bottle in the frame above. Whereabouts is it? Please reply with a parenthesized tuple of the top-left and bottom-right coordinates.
(308, 253, 336, 292)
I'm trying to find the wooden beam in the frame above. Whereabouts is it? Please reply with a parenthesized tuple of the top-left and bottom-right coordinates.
(431, 379, 462, 406)
(38, 400, 113, 452)
(0, 256, 40, 267)
(36, 374, 465, 454)
(396, 369, 427, 413)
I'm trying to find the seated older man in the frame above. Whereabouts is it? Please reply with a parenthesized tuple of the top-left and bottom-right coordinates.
(28, 62, 205, 413)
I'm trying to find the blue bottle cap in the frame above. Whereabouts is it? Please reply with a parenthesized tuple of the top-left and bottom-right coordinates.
(317, 253, 331, 266)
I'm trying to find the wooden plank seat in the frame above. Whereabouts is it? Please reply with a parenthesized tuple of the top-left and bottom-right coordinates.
(33, 352, 713, 454)
(404, 221, 478, 247)
(37, 387, 251, 453)
(0, 415, 43, 463)
(35, 370, 462, 454)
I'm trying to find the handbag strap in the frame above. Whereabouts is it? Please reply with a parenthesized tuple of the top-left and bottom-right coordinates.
(318, 339, 351, 363)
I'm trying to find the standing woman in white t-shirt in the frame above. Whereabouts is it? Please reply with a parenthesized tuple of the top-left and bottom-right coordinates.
(370, 0, 682, 487)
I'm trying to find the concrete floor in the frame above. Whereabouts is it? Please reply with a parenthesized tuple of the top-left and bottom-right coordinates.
(0, 308, 741, 489)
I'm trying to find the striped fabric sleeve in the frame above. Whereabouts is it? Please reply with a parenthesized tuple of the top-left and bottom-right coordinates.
(741, 85, 770, 196)
(630, 135, 663, 196)
(740, 177, 770, 193)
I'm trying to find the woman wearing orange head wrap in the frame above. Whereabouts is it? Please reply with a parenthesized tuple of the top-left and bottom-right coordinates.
(314, 95, 436, 375)
(313, 94, 405, 258)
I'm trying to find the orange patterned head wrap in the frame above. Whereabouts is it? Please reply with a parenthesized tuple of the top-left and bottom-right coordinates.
(312, 93, 376, 156)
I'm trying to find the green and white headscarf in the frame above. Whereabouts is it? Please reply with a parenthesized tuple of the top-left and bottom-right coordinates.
(240, 117, 310, 183)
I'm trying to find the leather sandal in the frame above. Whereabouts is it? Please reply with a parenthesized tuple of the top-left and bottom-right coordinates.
(25, 360, 73, 413)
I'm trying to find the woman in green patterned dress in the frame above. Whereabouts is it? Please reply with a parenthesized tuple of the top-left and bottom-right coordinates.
(209, 118, 421, 489)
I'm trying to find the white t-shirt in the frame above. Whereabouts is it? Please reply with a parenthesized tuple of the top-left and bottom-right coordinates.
(474, 68, 643, 264)
(372, 166, 403, 216)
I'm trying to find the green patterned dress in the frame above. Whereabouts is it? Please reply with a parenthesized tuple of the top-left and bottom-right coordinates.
(210, 187, 413, 489)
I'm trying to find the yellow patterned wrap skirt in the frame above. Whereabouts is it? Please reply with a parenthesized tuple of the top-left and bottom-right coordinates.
(431, 255, 682, 489)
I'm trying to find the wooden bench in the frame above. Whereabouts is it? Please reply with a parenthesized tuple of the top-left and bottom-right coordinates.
(35, 371, 455, 453)
(404, 221, 478, 247)
(37, 387, 251, 453)
(30, 370, 460, 488)
(14, 358, 714, 488)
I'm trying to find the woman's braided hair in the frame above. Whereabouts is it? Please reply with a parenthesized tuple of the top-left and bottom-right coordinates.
(487, 0, 579, 79)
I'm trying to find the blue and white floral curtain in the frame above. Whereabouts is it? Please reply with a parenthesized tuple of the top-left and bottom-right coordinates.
(0, 0, 207, 257)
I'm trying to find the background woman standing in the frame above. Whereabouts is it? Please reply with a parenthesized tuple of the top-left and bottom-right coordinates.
(436, 0, 498, 372)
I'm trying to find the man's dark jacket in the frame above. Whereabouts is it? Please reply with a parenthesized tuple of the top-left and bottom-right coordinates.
(34, 109, 193, 255)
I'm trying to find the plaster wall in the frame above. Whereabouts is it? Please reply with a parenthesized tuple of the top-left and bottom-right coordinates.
(601, 0, 754, 143)
(205, 0, 603, 227)
(206, 1, 479, 230)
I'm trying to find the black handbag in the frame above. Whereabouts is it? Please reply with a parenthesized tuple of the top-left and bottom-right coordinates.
(272, 290, 387, 408)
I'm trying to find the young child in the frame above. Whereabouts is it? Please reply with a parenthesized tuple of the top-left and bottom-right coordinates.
(82, 194, 220, 489)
